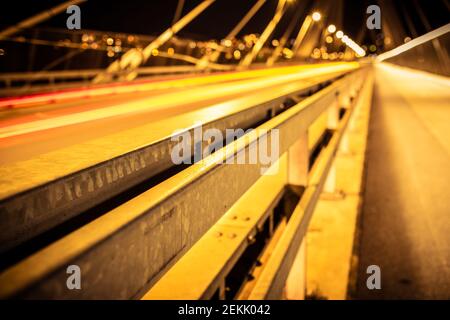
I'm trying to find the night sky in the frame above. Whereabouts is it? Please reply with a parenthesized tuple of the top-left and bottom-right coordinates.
(0, 0, 448, 73)
(1, 0, 449, 41)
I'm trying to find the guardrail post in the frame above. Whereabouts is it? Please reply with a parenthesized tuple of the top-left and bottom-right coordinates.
(324, 93, 340, 194)
(285, 130, 308, 299)
(288, 131, 309, 186)
(339, 132, 350, 154)
(323, 161, 336, 193)
(349, 102, 359, 131)
(328, 93, 340, 130)
(342, 96, 360, 153)
(342, 77, 363, 152)
(340, 86, 352, 109)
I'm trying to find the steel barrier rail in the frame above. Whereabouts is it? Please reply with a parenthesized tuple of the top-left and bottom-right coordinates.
(248, 73, 373, 299)
(0, 67, 367, 299)
(0, 63, 358, 254)
(143, 154, 289, 299)
(142, 70, 370, 300)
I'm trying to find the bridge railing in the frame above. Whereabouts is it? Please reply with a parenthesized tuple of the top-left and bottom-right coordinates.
(0, 63, 372, 299)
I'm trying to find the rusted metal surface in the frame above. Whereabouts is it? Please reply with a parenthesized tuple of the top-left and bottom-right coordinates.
(0, 66, 357, 254)
(145, 69, 369, 301)
(248, 70, 370, 299)
(143, 154, 288, 300)
(0, 69, 366, 299)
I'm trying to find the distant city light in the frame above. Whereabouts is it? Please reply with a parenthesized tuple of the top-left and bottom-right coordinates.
(384, 36, 392, 46)
(337, 32, 366, 57)
(312, 12, 321, 22)
(336, 30, 344, 39)
(327, 24, 336, 33)
(222, 39, 232, 47)
(282, 47, 294, 59)
(311, 48, 321, 59)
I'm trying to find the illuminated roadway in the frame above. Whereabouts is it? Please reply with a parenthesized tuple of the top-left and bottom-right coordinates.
(0, 63, 351, 165)
(355, 63, 450, 299)
(1, 61, 448, 299)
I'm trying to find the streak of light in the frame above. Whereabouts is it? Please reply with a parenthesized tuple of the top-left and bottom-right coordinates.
(0, 63, 351, 110)
(0, 63, 358, 139)
(377, 62, 450, 87)
(377, 23, 450, 62)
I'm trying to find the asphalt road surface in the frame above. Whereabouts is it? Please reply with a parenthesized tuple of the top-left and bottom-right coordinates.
(355, 63, 450, 299)
(0, 63, 351, 165)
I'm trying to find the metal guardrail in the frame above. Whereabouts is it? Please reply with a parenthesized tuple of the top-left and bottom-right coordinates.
(248, 75, 372, 299)
(0, 63, 357, 255)
(143, 69, 371, 300)
(143, 154, 290, 300)
(0, 64, 368, 299)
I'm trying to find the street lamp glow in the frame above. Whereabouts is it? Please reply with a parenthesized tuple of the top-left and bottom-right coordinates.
(336, 30, 344, 39)
(312, 12, 321, 22)
(327, 24, 336, 33)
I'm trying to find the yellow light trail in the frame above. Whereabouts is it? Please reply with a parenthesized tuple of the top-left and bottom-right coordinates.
(0, 63, 358, 139)
(377, 23, 450, 62)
